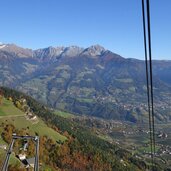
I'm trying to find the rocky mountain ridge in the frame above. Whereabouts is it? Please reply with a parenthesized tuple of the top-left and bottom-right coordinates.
(0, 43, 108, 59)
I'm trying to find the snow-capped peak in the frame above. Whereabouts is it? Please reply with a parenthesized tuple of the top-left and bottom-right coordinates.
(0, 43, 6, 49)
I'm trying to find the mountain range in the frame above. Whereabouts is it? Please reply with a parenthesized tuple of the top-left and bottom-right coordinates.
(0, 43, 171, 123)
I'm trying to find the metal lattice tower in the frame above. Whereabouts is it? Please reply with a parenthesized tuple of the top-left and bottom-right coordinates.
(1, 134, 39, 171)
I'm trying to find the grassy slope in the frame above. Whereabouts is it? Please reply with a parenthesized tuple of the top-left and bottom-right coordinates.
(0, 98, 24, 117)
(0, 98, 66, 142)
(54, 110, 74, 118)
(0, 98, 67, 169)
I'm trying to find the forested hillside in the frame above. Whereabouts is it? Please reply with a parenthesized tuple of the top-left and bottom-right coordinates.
(0, 87, 154, 171)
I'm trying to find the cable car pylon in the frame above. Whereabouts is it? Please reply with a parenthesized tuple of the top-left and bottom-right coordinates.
(1, 134, 39, 171)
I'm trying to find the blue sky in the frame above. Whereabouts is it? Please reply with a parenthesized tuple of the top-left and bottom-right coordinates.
(0, 0, 171, 59)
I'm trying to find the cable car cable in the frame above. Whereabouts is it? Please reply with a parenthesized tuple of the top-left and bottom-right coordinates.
(146, 0, 156, 157)
(141, 0, 156, 169)
(141, 0, 154, 165)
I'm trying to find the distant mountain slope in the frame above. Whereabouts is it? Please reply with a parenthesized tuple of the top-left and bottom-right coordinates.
(0, 43, 171, 122)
